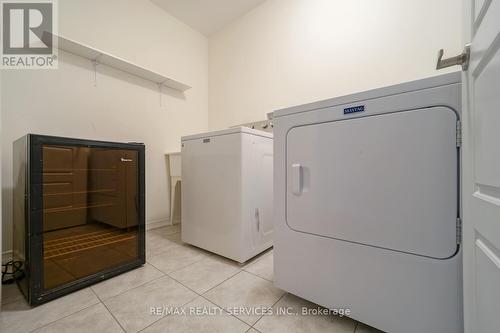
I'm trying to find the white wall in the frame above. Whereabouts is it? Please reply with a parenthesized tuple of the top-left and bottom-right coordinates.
(208, 0, 463, 129)
(0, 0, 464, 255)
(1, 0, 208, 254)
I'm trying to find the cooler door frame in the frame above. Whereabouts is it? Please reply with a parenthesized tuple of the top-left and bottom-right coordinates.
(27, 134, 145, 306)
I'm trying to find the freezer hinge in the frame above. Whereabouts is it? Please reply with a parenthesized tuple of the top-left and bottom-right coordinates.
(456, 217, 462, 244)
(456, 120, 462, 147)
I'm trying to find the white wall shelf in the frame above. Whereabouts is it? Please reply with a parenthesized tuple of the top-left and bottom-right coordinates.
(50, 34, 191, 92)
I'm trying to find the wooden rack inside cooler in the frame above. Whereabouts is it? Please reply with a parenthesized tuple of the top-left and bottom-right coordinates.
(43, 228, 136, 259)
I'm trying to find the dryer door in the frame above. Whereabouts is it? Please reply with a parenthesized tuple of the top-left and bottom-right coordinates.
(286, 107, 458, 259)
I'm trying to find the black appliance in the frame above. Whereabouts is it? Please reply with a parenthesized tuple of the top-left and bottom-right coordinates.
(13, 134, 145, 305)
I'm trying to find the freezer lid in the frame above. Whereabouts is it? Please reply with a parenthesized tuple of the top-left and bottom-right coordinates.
(181, 126, 273, 142)
(285, 106, 459, 259)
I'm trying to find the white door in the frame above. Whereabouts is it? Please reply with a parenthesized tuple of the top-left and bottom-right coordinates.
(462, 1, 500, 332)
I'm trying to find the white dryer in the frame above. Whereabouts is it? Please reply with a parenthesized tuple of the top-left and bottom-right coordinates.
(181, 127, 273, 263)
(272, 72, 462, 333)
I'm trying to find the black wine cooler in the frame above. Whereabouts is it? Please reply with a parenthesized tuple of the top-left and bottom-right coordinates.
(13, 134, 145, 305)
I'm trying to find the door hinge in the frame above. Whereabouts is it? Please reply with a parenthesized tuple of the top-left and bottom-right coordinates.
(456, 120, 462, 147)
(456, 217, 462, 244)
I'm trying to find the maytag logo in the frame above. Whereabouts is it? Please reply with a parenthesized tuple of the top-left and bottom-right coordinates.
(1, 0, 58, 69)
(343, 105, 365, 115)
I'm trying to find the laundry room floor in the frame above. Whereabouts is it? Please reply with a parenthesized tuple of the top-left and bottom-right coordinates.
(1, 225, 383, 333)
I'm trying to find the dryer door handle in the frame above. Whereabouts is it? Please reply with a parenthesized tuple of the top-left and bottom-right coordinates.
(291, 163, 303, 195)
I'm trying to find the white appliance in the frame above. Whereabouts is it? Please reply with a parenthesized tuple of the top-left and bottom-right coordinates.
(272, 72, 463, 333)
(181, 127, 273, 263)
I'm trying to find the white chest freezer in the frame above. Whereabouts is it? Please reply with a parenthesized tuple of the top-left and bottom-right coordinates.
(181, 127, 273, 263)
(272, 72, 463, 333)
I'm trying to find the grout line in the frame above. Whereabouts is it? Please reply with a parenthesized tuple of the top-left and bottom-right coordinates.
(249, 291, 287, 331)
(192, 256, 278, 328)
(198, 294, 252, 329)
(147, 253, 208, 277)
(139, 253, 282, 333)
(95, 271, 167, 303)
(240, 269, 274, 285)
(90, 287, 127, 333)
(198, 270, 283, 329)
(163, 264, 241, 297)
(146, 238, 241, 273)
(135, 293, 199, 332)
(148, 250, 273, 295)
(198, 269, 243, 295)
(136, 280, 200, 332)
(240, 248, 273, 269)
(199, 294, 251, 329)
(159, 267, 251, 329)
(242, 266, 273, 283)
(244, 273, 272, 283)
(145, 241, 183, 258)
(25, 291, 102, 333)
(197, 271, 252, 328)
(145, 243, 182, 260)
(136, 249, 244, 332)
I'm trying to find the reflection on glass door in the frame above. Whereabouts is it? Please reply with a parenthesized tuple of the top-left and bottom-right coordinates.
(42, 145, 139, 291)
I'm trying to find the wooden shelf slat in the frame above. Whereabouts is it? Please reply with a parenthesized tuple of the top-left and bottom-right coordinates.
(44, 202, 114, 214)
(43, 189, 116, 196)
(44, 229, 136, 259)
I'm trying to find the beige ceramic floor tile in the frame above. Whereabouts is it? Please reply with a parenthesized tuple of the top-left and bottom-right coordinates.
(203, 271, 284, 325)
(104, 275, 197, 333)
(241, 248, 273, 270)
(0, 288, 99, 333)
(204, 253, 246, 270)
(146, 232, 181, 258)
(92, 263, 164, 300)
(1, 283, 25, 305)
(243, 251, 273, 281)
(147, 245, 207, 274)
(355, 322, 385, 333)
(254, 293, 356, 333)
(148, 225, 181, 236)
(141, 296, 249, 333)
(164, 232, 184, 245)
(32, 303, 123, 333)
(169, 257, 240, 294)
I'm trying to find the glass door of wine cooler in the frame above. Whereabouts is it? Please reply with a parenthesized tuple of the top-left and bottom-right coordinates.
(42, 145, 140, 291)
